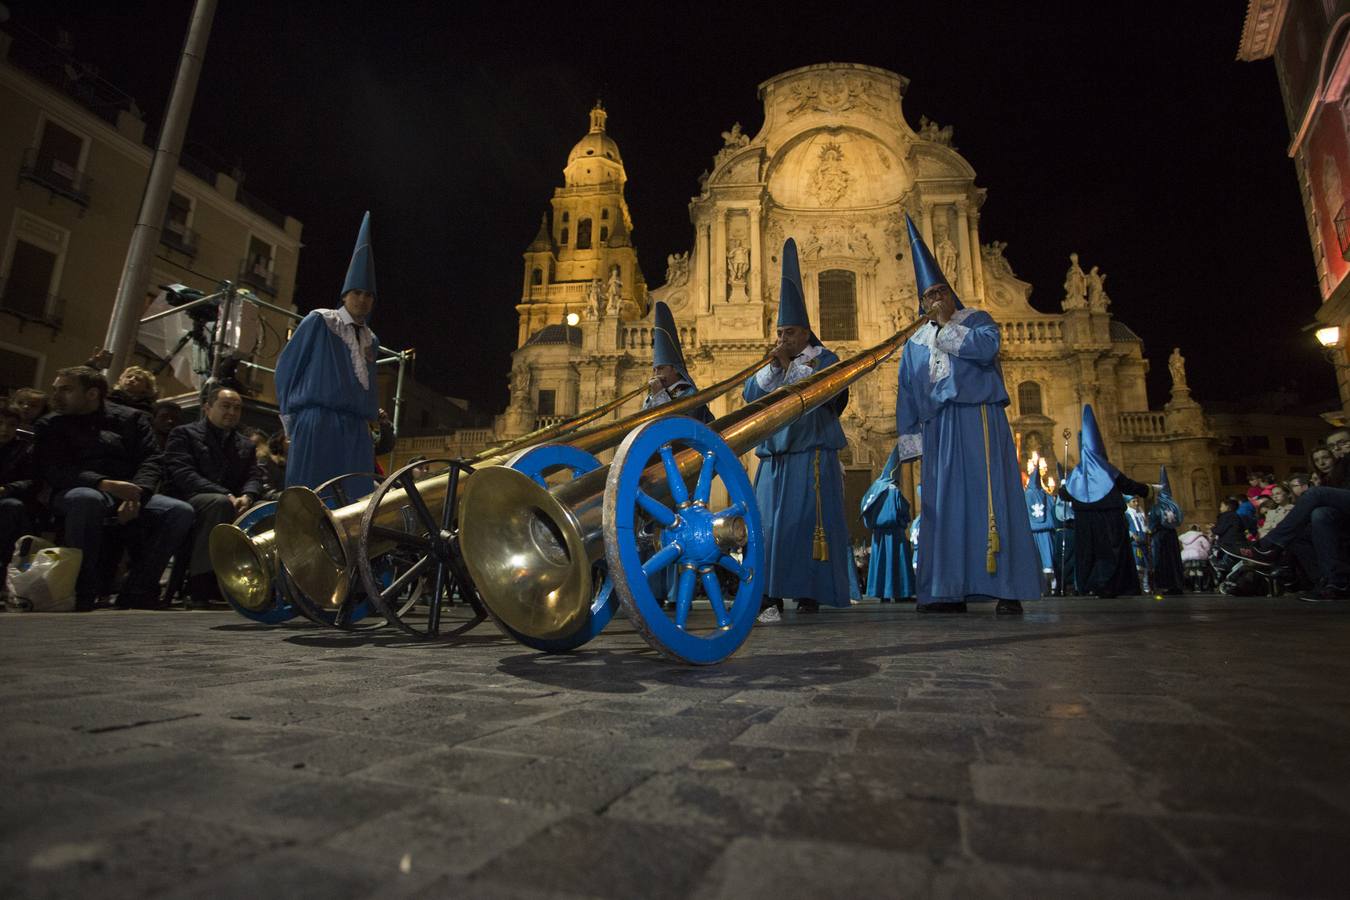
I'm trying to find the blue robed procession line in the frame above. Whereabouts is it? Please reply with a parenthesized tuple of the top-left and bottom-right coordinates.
(642, 301, 713, 424)
(1025, 472, 1055, 574)
(743, 238, 853, 607)
(861, 446, 915, 600)
(274, 211, 380, 493)
(895, 215, 1041, 606)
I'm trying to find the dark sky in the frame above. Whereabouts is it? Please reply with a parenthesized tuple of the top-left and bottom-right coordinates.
(11, 1, 1334, 413)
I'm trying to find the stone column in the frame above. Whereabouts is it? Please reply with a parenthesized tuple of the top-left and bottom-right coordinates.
(955, 204, 974, 300)
(967, 208, 985, 302)
(921, 204, 934, 247)
(712, 209, 727, 306)
(696, 221, 711, 314)
(748, 206, 762, 303)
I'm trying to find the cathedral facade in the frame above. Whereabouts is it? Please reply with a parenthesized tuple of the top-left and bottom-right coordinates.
(479, 63, 1219, 524)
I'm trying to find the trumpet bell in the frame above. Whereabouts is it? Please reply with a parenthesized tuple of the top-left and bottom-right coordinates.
(209, 524, 273, 612)
(275, 487, 349, 611)
(458, 465, 593, 641)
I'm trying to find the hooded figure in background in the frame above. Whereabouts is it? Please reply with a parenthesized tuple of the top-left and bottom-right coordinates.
(1050, 463, 1077, 595)
(743, 238, 852, 621)
(1059, 404, 1153, 597)
(643, 301, 712, 423)
(895, 215, 1040, 613)
(274, 211, 381, 494)
(1149, 465, 1186, 594)
(1025, 467, 1055, 594)
(861, 445, 915, 602)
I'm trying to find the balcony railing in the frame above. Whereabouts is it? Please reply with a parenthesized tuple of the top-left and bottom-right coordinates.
(0, 278, 66, 330)
(159, 220, 198, 256)
(534, 415, 567, 429)
(237, 258, 278, 295)
(1118, 411, 1168, 438)
(18, 148, 92, 209)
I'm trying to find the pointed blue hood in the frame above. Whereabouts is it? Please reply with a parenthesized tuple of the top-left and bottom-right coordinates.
(652, 301, 694, 386)
(1151, 464, 1183, 529)
(341, 211, 376, 299)
(1063, 404, 1121, 503)
(1159, 464, 1172, 496)
(777, 238, 810, 330)
(905, 214, 963, 312)
(861, 445, 908, 525)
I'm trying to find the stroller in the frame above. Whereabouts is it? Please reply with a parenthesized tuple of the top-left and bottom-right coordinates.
(1214, 546, 1297, 597)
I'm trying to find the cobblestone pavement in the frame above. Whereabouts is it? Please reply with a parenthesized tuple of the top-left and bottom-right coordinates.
(3, 595, 1349, 898)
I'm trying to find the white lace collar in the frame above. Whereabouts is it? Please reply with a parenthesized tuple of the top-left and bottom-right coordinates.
(317, 307, 372, 390)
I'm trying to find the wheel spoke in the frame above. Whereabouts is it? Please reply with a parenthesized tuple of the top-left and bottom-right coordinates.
(441, 467, 461, 531)
(398, 472, 440, 534)
(694, 450, 716, 505)
(674, 566, 697, 630)
(331, 482, 349, 505)
(426, 559, 448, 636)
(659, 445, 688, 506)
(637, 491, 677, 527)
(369, 525, 432, 553)
(700, 568, 730, 628)
(716, 554, 744, 580)
(711, 501, 744, 520)
(641, 542, 682, 579)
(379, 554, 432, 605)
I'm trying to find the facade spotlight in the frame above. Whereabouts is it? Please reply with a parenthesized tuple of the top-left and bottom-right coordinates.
(1316, 325, 1342, 348)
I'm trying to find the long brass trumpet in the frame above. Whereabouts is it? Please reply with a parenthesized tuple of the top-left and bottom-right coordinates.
(242, 351, 776, 613)
(457, 319, 927, 641)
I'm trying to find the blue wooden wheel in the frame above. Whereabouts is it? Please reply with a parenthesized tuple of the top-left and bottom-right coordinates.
(488, 443, 617, 652)
(223, 501, 297, 625)
(603, 416, 762, 665)
(284, 473, 379, 629)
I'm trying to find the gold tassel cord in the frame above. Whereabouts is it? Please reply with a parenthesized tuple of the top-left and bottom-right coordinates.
(981, 405, 999, 574)
(812, 448, 829, 562)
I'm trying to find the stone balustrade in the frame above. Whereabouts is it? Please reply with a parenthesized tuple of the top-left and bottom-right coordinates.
(1000, 318, 1064, 347)
(1118, 411, 1169, 438)
(619, 325, 697, 351)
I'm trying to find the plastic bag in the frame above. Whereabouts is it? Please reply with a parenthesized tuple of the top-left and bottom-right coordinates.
(5, 536, 82, 612)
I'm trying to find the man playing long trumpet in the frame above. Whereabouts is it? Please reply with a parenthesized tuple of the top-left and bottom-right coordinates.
(743, 238, 853, 623)
(894, 215, 1040, 613)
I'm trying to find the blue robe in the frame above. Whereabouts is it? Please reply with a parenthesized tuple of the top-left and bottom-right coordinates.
(1051, 494, 1077, 593)
(1149, 491, 1185, 593)
(274, 309, 380, 492)
(1025, 481, 1054, 571)
(861, 463, 915, 600)
(895, 309, 1041, 605)
(743, 344, 851, 606)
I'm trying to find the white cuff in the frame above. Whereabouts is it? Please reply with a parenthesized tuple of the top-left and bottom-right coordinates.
(895, 431, 923, 462)
(755, 364, 784, 391)
(933, 322, 970, 354)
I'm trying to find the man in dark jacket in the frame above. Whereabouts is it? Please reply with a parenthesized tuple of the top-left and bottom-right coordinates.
(34, 367, 194, 611)
(165, 386, 263, 607)
(0, 405, 38, 578)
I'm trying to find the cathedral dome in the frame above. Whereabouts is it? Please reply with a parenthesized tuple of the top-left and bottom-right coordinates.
(567, 103, 623, 166)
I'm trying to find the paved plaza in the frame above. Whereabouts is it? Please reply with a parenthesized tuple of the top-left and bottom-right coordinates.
(2, 595, 1349, 898)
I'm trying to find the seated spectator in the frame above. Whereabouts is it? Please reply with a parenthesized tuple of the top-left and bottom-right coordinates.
(107, 366, 160, 414)
(1245, 472, 1266, 504)
(150, 400, 183, 451)
(1213, 497, 1249, 552)
(1179, 525, 1212, 591)
(1259, 483, 1294, 538)
(165, 386, 264, 608)
(1235, 495, 1259, 533)
(1327, 430, 1350, 488)
(1310, 447, 1335, 487)
(0, 406, 38, 586)
(1254, 498, 1274, 534)
(259, 431, 288, 499)
(1289, 472, 1312, 499)
(11, 388, 48, 439)
(34, 366, 193, 612)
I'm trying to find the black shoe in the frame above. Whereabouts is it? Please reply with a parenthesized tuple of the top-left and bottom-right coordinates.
(1221, 544, 1279, 566)
(879, 598, 893, 604)
(795, 598, 819, 614)
(1300, 585, 1350, 603)
(995, 599, 1023, 615)
(918, 601, 968, 613)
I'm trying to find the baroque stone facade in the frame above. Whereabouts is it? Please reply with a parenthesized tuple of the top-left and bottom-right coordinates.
(464, 64, 1221, 522)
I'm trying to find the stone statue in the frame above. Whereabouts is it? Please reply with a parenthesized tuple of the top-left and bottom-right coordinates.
(665, 251, 690, 287)
(727, 239, 750, 284)
(509, 362, 531, 402)
(934, 226, 959, 283)
(1086, 266, 1107, 310)
(720, 122, 749, 149)
(1063, 253, 1087, 310)
(586, 277, 604, 318)
(606, 266, 623, 309)
(917, 115, 954, 147)
(1168, 347, 1188, 391)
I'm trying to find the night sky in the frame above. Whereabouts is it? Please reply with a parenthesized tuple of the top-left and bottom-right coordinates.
(11, 1, 1332, 415)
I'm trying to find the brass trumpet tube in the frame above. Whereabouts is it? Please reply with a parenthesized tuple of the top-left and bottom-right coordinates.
(269, 352, 776, 610)
(470, 383, 647, 462)
(458, 321, 926, 639)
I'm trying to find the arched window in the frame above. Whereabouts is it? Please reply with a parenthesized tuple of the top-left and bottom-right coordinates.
(561, 211, 569, 223)
(817, 269, 857, 341)
(601, 209, 609, 220)
(1017, 381, 1043, 416)
(576, 218, 592, 250)
(531, 268, 542, 286)
(599, 226, 609, 243)
(560, 228, 568, 245)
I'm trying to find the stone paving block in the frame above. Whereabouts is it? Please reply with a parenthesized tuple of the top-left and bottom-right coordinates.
(732, 722, 857, 754)
(325, 791, 571, 878)
(355, 746, 534, 790)
(769, 704, 879, 730)
(466, 756, 654, 812)
(605, 770, 798, 833)
(126, 713, 333, 757)
(690, 836, 935, 899)
(1156, 817, 1350, 897)
(458, 725, 604, 758)
(812, 752, 976, 805)
(929, 861, 1235, 900)
(971, 763, 1155, 813)
(156, 846, 384, 900)
(773, 787, 962, 857)
(250, 731, 435, 777)
(472, 814, 722, 900)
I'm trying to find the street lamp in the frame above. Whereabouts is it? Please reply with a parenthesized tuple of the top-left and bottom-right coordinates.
(1316, 325, 1342, 348)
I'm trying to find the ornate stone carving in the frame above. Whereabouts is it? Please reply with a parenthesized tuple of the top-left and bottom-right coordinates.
(917, 115, 954, 147)
(1087, 265, 1111, 312)
(508, 361, 532, 406)
(764, 216, 787, 255)
(1168, 347, 1188, 392)
(982, 241, 1014, 278)
(883, 213, 907, 251)
(606, 266, 623, 311)
(586, 277, 604, 318)
(934, 221, 958, 283)
(786, 72, 881, 118)
(801, 221, 875, 260)
(664, 251, 690, 287)
(808, 142, 851, 207)
(1062, 252, 1087, 310)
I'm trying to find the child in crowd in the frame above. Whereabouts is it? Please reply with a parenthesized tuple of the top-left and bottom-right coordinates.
(1258, 483, 1294, 538)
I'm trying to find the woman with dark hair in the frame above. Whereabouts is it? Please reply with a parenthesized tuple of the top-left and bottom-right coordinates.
(1310, 447, 1335, 486)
